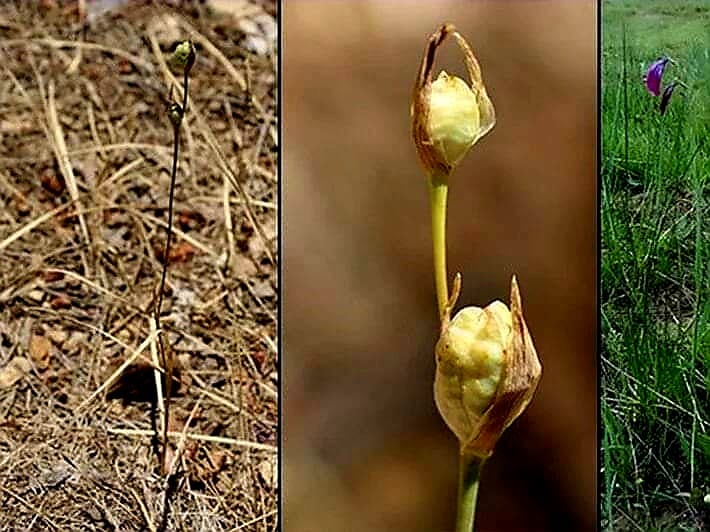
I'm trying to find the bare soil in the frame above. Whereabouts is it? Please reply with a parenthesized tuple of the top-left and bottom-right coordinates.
(0, 1, 277, 530)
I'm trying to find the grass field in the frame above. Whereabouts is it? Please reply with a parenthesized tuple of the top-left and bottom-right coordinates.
(601, 1, 710, 530)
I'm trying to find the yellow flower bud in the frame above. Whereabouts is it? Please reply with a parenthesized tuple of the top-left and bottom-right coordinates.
(412, 24, 496, 177)
(428, 71, 481, 169)
(435, 301, 509, 440)
(434, 276, 542, 457)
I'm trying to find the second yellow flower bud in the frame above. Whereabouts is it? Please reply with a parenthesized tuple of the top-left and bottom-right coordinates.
(433, 277, 542, 457)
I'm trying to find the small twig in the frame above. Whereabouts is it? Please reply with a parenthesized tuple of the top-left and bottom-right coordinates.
(158, 396, 203, 530)
(149, 314, 167, 474)
(128, 486, 158, 532)
(43, 76, 92, 274)
(126, 208, 218, 259)
(66, 0, 85, 74)
(234, 510, 279, 531)
(223, 172, 236, 271)
(1, 38, 154, 71)
(106, 428, 276, 452)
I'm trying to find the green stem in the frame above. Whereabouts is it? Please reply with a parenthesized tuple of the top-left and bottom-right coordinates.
(456, 450, 485, 532)
(428, 171, 450, 322)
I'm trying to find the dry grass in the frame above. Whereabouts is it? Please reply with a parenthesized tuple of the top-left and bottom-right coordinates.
(0, 1, 277, 530)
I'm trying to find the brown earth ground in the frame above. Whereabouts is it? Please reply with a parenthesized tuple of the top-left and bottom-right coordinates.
(0, 1, 277, 530)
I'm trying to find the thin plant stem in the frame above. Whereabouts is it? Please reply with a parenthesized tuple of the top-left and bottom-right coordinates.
(154, 72, 189, 479)
(156, 124, 180, 324)
(428, 170, 450, 323)
(182, 70, 189, 118)
(156, 72, 188, 323)
(456, 450, 485, 532)
(153, 122, 178, 478)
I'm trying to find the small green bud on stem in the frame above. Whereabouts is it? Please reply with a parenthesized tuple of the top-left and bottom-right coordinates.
(167, 102, 183, 129)
(171, 40, 196, 75)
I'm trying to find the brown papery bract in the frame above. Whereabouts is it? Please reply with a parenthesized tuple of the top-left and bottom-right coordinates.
(461, 276, 542, 457)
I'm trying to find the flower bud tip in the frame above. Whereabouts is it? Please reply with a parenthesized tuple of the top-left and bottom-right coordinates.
(172, 40, 196, 74)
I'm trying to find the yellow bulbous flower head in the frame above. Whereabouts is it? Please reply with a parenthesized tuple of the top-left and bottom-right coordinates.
(428, 71, 481, 169)
(435, 301, 510, 442)
(434, 277, 542, 457)
(412, 24, 496, 177)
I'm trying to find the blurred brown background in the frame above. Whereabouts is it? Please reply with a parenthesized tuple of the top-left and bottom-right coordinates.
(283, 2, 597, 531)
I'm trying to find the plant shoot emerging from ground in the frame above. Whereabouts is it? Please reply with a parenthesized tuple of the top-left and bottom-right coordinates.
(153, 40, 195, 529)
(411, 23, 542, 532)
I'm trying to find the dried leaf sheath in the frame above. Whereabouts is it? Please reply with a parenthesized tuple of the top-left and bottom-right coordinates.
(461, 276, 542, 457)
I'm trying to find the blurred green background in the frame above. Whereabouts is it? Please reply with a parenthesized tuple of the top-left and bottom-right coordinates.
(284, 2, 597, 530)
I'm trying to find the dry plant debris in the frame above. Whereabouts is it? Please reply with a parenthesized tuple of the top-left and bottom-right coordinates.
(0, 1, 277, 530)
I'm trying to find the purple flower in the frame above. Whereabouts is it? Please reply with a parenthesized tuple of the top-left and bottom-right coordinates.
(644, 57, 669, 96)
